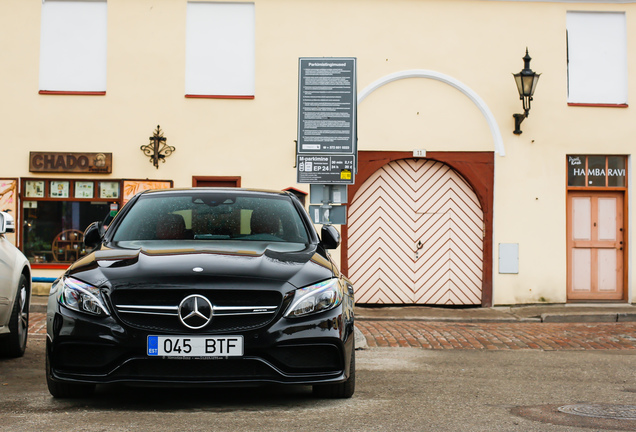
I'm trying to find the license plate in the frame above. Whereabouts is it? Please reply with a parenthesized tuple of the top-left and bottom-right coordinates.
(147, 335, 243, 357)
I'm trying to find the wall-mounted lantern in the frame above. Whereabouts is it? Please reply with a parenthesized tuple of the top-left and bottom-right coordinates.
(141, 125, 175, 168)
(513, 49, 541, 135)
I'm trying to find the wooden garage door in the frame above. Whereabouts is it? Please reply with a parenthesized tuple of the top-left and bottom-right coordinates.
(347, 159, 483, 305)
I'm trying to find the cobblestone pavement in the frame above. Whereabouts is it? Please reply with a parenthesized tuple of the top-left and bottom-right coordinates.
(356, 320, 636, 350)
(29, 312, 46, 337)
(29, 313, 636, 350)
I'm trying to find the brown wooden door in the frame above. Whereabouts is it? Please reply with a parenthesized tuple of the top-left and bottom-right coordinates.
(567, 191, 624, 300)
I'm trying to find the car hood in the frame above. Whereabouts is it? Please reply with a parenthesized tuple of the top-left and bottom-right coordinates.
(66, 241, 336, 291)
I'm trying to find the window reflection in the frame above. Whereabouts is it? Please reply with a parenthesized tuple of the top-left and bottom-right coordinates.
(567, 155, 626, 188)
(587, 156, 606, 187)
(608, 156, 626, 187)
(23, 201, 110, 263)
(567, 155, 586, 187)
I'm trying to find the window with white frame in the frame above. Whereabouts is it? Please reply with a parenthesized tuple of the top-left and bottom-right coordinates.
(566, 11, 627, 105)
(185, 2, 255, 98)
(39, 0, 108, 94)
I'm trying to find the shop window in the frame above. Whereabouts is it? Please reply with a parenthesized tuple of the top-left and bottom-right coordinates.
(566, 11, 627, 106)
(24, 201, 110, 264)
(0, 179, 18, 246)
(21, 179, 119, 265)
(567, 155, 627, 188)
(20, 178, 174, 266)
(39, 0, 107, 94)
(185, 2, 255, 98)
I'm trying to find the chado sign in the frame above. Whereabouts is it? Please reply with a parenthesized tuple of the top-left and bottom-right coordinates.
(29, 152, 112, 173)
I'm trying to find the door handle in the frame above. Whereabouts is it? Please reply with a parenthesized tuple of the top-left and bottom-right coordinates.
(415, 240, 423, 260)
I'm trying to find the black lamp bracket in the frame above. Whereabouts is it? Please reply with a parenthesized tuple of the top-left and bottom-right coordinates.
(513, 112, 527, 135)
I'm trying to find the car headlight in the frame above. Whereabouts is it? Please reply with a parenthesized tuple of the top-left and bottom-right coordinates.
(58, 277, 110, 316)
(285, 279, 342, 318)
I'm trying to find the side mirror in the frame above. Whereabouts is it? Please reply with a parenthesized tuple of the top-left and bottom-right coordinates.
(320, 225, 340, 250)
(84, 221, 104, 249)
(0, 213, 6, 235)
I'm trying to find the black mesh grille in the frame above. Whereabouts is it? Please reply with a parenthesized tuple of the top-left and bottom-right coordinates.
(56, 342, 124, 371)
(267, 345, 342, 372)
(115, 358, 279, 381)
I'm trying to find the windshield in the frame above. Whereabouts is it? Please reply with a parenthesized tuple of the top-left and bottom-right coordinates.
(112, 192, 310, 244)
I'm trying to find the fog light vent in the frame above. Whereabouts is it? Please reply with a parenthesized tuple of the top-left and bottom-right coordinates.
(269, 345, 341, 372)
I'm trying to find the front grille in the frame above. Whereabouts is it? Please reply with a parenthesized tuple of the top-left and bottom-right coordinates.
(110, 289, 282, 333)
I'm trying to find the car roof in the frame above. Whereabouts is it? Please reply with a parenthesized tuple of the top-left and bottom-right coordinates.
(137, 188, 291, 197)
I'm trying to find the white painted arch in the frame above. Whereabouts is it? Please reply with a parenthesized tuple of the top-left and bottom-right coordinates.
(357, 70, 506, 157)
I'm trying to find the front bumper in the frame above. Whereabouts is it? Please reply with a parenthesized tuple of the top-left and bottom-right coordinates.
(47, 303, 354, 386)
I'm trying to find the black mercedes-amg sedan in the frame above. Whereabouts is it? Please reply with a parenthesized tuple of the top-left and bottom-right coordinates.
(46, 188, 355, 398)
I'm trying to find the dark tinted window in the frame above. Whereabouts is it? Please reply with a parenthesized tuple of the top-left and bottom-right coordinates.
(113, 192, 309, 243)
(567, 156, 586, 187)
(587, 156, 606, 187)
(567, 155, 627, 188)
(608, 156, 626, 187)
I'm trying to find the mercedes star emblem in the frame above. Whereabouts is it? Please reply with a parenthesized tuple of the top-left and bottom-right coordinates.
(178, 294, 213, 329)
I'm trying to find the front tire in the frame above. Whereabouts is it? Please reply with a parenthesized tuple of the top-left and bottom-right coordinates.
(313, 342, 355, 399)
(2, 274, 29, 358)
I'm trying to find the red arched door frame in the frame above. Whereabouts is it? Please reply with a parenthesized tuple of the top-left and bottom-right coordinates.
(341, 151, 494, 307)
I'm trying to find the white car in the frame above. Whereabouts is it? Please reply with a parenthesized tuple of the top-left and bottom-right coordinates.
(0, 211, 31, 357)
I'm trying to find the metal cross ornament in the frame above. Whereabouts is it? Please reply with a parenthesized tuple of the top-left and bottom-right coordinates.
(141, 125, 175, 168)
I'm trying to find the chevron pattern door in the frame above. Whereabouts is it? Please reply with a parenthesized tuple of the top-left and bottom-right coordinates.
(347, 159, 484, 305)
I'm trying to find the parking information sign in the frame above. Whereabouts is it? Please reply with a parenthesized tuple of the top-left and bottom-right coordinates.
(297, 154, 355, 184)
(297, 57, 356, 185)
(297, 58, 356, 155)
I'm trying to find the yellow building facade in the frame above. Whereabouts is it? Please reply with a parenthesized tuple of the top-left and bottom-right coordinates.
(1, 0, 635, 306)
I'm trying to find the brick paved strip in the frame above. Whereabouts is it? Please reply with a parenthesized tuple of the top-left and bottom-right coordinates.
(28, 312, 47, 336)
(356, 321, 636, 350)
(29, 312, 636, 350)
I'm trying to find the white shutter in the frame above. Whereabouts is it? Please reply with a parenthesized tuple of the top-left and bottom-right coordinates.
(567, 11, 627, 105)
(186, 2, 255, 97)
(39, 0, 107, 93)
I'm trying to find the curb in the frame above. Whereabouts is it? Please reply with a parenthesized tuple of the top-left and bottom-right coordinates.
(355, 313, 635, 324)
(541, 313, 636, 323)
(31, 296, 636, 324)
(354, 325, 368, 350)
(356, 316, 540, 323)
(30, 304, 47, 314)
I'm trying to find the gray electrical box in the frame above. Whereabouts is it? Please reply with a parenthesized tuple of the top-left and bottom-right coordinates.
(498, 243, 519, 274)
(309, 184, 348, 204)
(309, 205, 347, 225)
